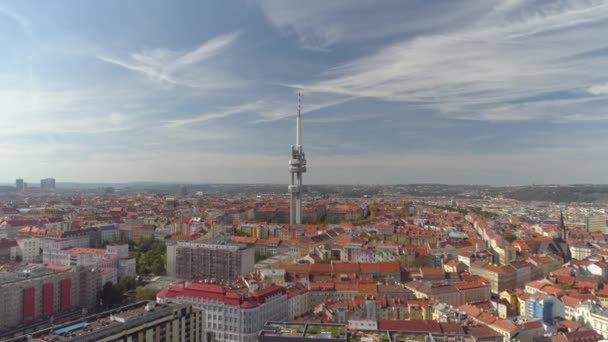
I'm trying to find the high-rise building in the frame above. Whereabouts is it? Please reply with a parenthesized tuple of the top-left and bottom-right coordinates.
(166, 240, 255, 281)
(15, 179, 24, 192)
(288, 93, 307, 224)
(8, 301, 204, 342)
(587, 215, 607, 233)
(157, 281, 287, 342)
(40, 178, 56, 191)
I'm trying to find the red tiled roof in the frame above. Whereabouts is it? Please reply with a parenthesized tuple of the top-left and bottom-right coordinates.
(439, 322, 464, 335)
(477, 312, 497, 325)
(230, 236, 257, 244)
(492, 319, 518, 333)
(561, 295, 583, 308)
(158, 282, 286, 308)
(457, 304, 481, 318)
(67, 248, 107, 256)
(468, 325, 502, 339)
(454, 280, 488, 290)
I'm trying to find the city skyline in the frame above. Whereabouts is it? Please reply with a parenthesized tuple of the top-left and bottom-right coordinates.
(2, 1, 608, 184)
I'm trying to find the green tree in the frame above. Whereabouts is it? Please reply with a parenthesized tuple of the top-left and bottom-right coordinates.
(504, 232, 517, 243)
(118, 230, 129, 244)
(317, 256, 337, 264)
(118, 276, 136, 292)
(135, 236, 167, 275)
(135, 287, 157, 301)
(369, 232, 379, 241)
(255, 251, 269, 263)
(99, 282, 124, 309)
(233, 230, 251, 237)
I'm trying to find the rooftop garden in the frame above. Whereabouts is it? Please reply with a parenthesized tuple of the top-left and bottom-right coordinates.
(349, 332, 390, 342)
(390, 333, 430, 342)
(261, 323, 306, 337)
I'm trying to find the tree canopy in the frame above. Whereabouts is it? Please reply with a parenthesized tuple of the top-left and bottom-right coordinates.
(132, 236, 166, 275)
(99, 282, 124, 309)
(135, 287, 157, 301)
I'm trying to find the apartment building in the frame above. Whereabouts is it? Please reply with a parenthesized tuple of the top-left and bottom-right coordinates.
(286, 283, 311, 320)
(587, 215, 607, 233)
(17, 238, 42, 262)
(0, 238, 19, 263)
(469, 262, 506, 294)
(10, 301, 203, 342)
(570, 243, 593, 260)
(167, 240, 255, 281)
(525, 293, 564, 323)
(42, 244, 135, 278)
(405, 279, 491, 307)
(0, 264, 102, 329)
(572, 302, 608, 339)
(157, 281, 288, 342)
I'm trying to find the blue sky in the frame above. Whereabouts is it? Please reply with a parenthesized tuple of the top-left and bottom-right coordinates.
(1, 0, 608, 185)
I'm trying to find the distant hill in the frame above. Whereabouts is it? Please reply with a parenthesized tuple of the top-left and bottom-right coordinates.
(5, 181, 608, 204)
(490, 185, 608, 204)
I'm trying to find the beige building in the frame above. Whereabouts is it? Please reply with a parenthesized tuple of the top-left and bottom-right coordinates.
(469, 262, 516, 294)
(570, 243, 593, 260)
(167, 240, 255, 281)
(587, 215, 607, 233)
(405, 279, 490, 307)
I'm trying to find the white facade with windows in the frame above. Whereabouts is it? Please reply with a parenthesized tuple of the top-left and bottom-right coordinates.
(158, 284, 288, 342)
(17, 238, 42, 262)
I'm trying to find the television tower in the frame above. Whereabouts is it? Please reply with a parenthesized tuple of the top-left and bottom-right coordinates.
(289, 93, 307, 224)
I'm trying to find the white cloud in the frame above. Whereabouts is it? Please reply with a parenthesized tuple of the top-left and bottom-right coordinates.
(109, 112, 127, 126)
(290, 0, 608, 121)
(96, 32, 244, 89)
(165, 101, 266, 127)
(588, 82, 608, 95)
(305, 113, 375, 124)
(0, 85, 145, 137)
(0, 4, 33, 37)
(255, 0, 497, 50)
(251, 95, 358, 123)
(561, 113, 608, 121)
(165, 94, 360, 127)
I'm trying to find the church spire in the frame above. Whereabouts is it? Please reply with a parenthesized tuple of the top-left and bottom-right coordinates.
(559, 206, 568, 240)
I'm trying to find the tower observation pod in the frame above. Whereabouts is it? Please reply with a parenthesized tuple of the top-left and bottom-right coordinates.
(289, 93, 307, 225)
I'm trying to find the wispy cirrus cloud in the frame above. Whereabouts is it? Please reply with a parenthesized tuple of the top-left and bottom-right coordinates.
(96, 32, 244, 89)
(0, 4, 33, 37)
(164, 101, 266, 128)
(560, 113, 608, 122)
(251, 95, 359, 123)
(254, 0, 496, 51)
(165, 94, 360, 127)
(287, 0, 608, 121)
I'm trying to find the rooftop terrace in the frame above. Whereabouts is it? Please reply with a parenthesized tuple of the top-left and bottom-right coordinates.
(260, 322, 347, 340)
(0, 264, 65, 285)
(26, 302, 178, 342)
